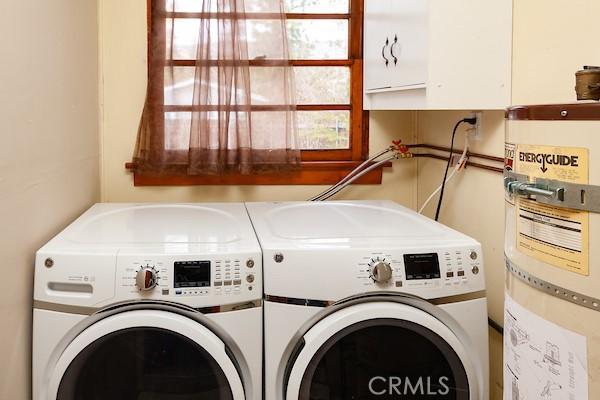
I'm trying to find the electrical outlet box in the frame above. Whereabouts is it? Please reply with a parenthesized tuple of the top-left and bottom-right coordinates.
(469, 111, 483, 140)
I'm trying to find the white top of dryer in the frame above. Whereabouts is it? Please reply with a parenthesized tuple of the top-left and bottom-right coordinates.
(246, 200, 477, 250)
(39, 203, 261, 255)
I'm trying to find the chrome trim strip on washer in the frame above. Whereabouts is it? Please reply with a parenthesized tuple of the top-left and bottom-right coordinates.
(33, 301, 98, 316)
(505, 256, 600, 312)
(265, 291, 486, 308)
(38, 300, 256, 399)
(275, 292, 487, 400)
(33, 299, 263, 316)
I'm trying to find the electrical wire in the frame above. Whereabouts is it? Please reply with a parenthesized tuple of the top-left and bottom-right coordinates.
(488, 317, 504, 335)
(419, 169, 459, 214)
(418, 133, 469, 214)
(309, 147, 394, 201)
(434, 119, 472, 221)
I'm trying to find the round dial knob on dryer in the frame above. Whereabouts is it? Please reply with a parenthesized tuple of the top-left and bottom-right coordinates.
(369, 261, 393, 283)
(136, 266, 158, 291)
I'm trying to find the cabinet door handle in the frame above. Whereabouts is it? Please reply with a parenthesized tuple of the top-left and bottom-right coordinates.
(382, 37, 390, 67)
(390, 35, 398, 65)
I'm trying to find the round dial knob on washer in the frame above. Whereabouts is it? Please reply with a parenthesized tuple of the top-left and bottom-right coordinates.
(136, 267, 158, 291)
(370, 261, 393, 283)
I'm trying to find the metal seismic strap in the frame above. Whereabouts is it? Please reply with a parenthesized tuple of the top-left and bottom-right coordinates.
(504, 170, 600, 213)
(505, 256, 600, 312)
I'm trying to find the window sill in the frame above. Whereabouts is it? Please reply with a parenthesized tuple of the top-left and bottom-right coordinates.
(125, 161, 392, 186)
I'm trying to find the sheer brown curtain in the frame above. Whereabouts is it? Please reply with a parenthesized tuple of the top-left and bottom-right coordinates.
(133, 0, 300, 175)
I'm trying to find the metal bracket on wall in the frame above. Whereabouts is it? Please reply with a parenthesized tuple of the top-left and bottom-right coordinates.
(504, 170, 600, 213)
(505, 256, 600, 312)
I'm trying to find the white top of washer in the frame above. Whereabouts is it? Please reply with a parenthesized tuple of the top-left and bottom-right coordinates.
(39, 203, 260, 255)
(246, 200, 477, 249)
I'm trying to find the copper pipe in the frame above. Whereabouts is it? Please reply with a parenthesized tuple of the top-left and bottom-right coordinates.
(413, 153, 504, 174)
(407, 144, 504, 163)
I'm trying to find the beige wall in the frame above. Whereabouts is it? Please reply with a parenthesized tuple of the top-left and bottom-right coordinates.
(0, 1, 100, 398)
(512, 0, 600, 105)
(415, 111, 506, 399)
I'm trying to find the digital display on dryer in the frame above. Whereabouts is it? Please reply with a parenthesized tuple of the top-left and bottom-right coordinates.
(404, 253, 441, 280)
(174, 261, 211, 288)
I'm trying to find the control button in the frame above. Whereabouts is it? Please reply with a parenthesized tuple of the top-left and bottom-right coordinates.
(457, 270, 465, 277)
(446, 271, 454, 278)
(175, 290, 182, 295)
(224, 280, 232, 286)
(214, 281, 223, 286)
(233, 279, 242, 286)
(162, 289, 169, 295)
(470, 251, 478, 260)
(246, 259, 255, 268)
(472, 266, 480, 275)
(395, 281, 403, 287)
(246, 274, 255, 283)
(248, 285, 253, 291)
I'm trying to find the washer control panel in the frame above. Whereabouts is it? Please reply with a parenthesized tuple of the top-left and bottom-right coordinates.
(116, 254, 259, 303)
(357, 247, 483, 294)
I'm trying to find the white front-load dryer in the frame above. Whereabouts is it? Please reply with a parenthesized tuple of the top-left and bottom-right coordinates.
(246, 200, 489, 400)
(33, 203, 262, 400)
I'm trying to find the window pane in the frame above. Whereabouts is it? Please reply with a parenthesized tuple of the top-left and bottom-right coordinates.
(285, 0, 349, 13)
(295, 67, 350, 104)
(245, 0, 287, 12)
(251, 112, 296, 149)
(166, 19, 349, 61)
(165, 112, 191, 150)
(250, 67, 290, 105)
(166, 0, 349, 13)
(165, 19, 200, 60)
(298, 111, 349, 150)
(247, 20, 290, 60)
(287, 20, 348, 59)
(165, 67, 195, 105)
(166, 0, 203, 12)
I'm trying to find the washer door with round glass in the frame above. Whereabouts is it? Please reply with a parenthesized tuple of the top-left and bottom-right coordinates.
(284, 302, 481, 400)
(46, 309, 246, 400)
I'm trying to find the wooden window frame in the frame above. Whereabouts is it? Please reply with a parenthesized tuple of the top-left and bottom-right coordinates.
(129, 0, 389, 186)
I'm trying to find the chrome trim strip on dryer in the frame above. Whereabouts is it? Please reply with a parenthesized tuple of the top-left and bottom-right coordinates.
(264, 291, 486, 308)
(505, 256, 600, 312)
(33, 299, 263, 316)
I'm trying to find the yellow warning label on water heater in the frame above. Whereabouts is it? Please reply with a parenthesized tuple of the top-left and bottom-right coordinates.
(515, 144, 589, 275)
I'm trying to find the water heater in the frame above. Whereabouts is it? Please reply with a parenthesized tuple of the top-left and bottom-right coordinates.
(504, 103, 600, 400)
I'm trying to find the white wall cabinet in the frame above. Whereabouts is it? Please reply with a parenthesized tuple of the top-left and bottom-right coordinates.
(364, 0, 512, 110)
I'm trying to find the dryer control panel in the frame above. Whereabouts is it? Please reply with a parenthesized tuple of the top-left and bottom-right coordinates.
(356, 246, 483, 296)
(115, 254, 260, 305)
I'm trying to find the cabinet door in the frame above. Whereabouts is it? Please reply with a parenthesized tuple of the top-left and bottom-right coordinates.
(388, 0, 429, 88)
(364, 0, 393, 91)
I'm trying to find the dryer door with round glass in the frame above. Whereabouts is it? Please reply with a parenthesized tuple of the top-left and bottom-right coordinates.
(45, 309, 246, 400)
(284, 302, 481, 400)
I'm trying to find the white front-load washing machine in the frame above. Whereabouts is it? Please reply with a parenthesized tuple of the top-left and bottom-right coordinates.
(33, 203, 262, 400)
(246, 200, 489, 400)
